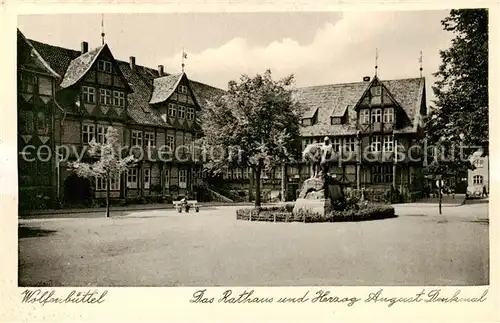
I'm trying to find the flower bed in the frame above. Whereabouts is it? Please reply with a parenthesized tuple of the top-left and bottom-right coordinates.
(236, 203, 396, 223)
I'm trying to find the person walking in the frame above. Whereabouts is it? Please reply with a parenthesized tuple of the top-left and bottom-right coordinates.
(482, 184, 488, 198)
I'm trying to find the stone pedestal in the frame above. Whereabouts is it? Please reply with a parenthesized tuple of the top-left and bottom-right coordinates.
(292, 176, 344, 216)
(293, 198, 331, 216)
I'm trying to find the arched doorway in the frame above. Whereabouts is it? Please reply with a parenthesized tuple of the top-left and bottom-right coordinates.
(63, 173, 92, 207)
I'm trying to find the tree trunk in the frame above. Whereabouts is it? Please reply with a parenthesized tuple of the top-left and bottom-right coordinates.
(106, 177, 110, 218)
(255, 167, 261, 207)
(438, 179, 442, 215)
(280, 163, 286, 203)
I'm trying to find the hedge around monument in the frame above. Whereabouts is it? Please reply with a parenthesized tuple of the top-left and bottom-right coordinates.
(235, 203, 396, 223)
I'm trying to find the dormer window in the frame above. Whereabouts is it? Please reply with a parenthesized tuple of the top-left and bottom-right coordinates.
(302, 118, 313, 126)
(179, 85, 188, 94)
(331, 117, 341, 125)
(98, 60, 112, 73)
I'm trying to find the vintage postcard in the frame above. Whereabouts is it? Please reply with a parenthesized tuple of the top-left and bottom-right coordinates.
(1, 1, 498, 322)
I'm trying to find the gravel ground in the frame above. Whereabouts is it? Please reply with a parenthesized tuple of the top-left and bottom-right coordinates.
(18, 203, 489, 286)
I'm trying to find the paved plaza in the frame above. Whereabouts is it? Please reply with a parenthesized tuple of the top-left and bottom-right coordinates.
(18, 203, 489, 286)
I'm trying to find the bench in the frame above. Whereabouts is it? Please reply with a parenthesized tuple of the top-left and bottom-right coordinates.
(173, 200, 200, 213)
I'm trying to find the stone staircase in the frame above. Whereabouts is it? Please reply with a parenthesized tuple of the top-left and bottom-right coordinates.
(206, 187, 234, 203)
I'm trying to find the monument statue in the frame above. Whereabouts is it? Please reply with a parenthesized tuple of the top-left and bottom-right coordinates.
(293, 136, 345, 216)
(302, 136, 334, 179)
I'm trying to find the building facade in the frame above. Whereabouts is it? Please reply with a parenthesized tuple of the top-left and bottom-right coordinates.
(292, 75, 427, 201)
(467, 150, 489, 197)
(214, 75, 427, 202)
(17, 30, 225, 210)
(18, 29, 428, 208)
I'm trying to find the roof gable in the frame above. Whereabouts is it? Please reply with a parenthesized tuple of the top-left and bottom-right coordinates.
(384, 78, 425, 132)
(59, 45, 105, 88)
(17, 29, 60, 78)
(296, 76, 425, 137)
(149, 72, 196, 105)
(59, 44, 131, 92)
(21, 33, 226, 127)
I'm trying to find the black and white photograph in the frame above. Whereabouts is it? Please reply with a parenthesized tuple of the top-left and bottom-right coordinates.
(13, 8, 490, 290)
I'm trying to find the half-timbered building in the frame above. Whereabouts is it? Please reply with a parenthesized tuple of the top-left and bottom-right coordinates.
(291, 75, 427, 201)
(218, 75, 427, 202)
(17, 29, 224, 210)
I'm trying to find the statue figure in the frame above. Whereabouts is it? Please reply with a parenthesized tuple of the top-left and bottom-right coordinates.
(302, 136, 334, 179)
(294, 136, 345, 215)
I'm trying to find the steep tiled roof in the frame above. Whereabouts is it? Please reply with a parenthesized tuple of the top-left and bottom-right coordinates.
(296, 82, 367, 137)
(297, 82, 367, 121)
(27, 39, 82, 82)
(59, 45, 106, 88)
(383, 78, 425, 132)
(297, 77, 425, 137)
(115, 60, 165, 126)
(190, 80, 225, 108)
(24, 33, 225, 127)
(300, 123, 358, 137)
(303, 107, 318, 119)
(17, 30, 60, 78)
(149, 73, 184, 104)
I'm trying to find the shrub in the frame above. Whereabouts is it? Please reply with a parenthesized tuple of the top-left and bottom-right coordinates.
(327, 204, 396, 222)
(236, 204, 396, 223)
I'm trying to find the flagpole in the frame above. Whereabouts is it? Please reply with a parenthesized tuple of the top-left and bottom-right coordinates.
(419, 50, 423, 78)
(182, 48, 185, 73)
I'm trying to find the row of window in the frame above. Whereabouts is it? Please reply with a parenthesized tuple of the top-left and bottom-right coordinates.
(360, 107, 394, 124)
(302, 135, 394, 153)
(220, 165, 394, 184)
(167, 103, 195, 120)
(372, 164, 393, 184)
(98, 168, 200, 191)
(222, 167, 284, 180)
(131, 130, 192, 150)
(82, 125, 194, 149)
(95, 174, 121, 191)
(131, 130, 156, 148)
(303, 137, 356, 152)
(94, 169, 487, 190)
(302, 106, 393, 128)
(20, 74, 52, 96)
(20, 110, 49, 134)
(370, 135, 394, 152)
(82, 124, 109, 144)
(82, 86, 126, 107)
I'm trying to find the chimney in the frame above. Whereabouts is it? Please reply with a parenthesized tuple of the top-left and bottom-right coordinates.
(81, 41, 88, 54)
(363, 76, 371, 82)
(130, 56, 136, 70)
(158, 65, 164, 76)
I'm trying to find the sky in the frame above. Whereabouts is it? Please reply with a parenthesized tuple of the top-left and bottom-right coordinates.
(18, 11, 453, 105)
